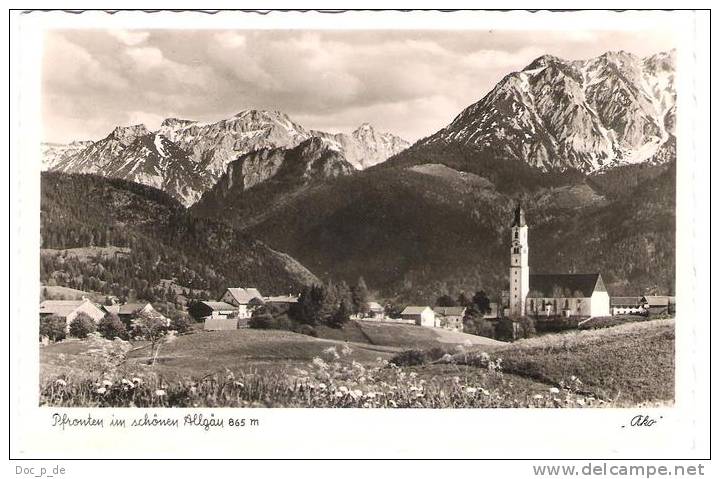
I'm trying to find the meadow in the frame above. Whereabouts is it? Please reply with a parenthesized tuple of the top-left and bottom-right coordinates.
(39, 319, 675, 408)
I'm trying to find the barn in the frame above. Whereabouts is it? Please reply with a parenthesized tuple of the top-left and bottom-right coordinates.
(401, 306, 436, 327)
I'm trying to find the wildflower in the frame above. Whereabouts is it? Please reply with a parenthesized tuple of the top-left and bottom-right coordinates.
(389, 399, 398, 407)
(341, 344, 353, 356)
(317, 383, 327, 390)
(465, 387, 477, 395)
(334, 392, 343, 398)
(54, 379, 67, 387)
(155, 389, 166, 397)
(481, 388, 490, 396)
(452, 376, 461, 384)
(365, 392, 376, 399)
(549, 387, 560, 394)
(409, 372, 418, 379)
(96, 387, 107, 394)
(234, 381, 244, 388)
(338, 386, 349, 394)
(102, 379, 113, 387)
(132, 377, 143, 384)
(576, 398, 585, 406)
(533, 394, 543, 400)
(312, 357, 328, 370)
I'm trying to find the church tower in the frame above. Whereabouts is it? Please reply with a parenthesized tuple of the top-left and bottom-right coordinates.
(509, 205, 529, 317)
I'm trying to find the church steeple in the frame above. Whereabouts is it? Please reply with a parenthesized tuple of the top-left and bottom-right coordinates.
(509, 206, 529, 317)
(512, 205, 526, 227)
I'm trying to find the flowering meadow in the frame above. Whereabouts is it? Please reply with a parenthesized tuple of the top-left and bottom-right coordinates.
(40, 334, 612, 408)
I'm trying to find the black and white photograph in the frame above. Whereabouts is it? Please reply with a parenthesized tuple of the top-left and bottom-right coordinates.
(8, 7, 711, 463)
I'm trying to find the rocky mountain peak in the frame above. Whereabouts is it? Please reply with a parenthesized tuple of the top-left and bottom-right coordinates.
(108, 124, 150, 144)
(160, 118, 197, 128)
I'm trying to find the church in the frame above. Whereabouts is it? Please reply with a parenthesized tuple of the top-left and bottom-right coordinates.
(507, 206, 610, 319)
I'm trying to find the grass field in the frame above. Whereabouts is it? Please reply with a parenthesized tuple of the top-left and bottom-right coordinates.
(39, 319, 674, 407)
(456, 319, 675, 405)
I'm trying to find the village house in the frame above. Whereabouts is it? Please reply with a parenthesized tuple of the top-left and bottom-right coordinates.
(432, 306, 466, 332)
(188, 301, 237, 322)
(400, 306, 437, 327)
(39, 299, 106, 331)
(367, 301, 385, 319)
(263, 295, 299, 305)
(611, 297, 645, 316)
(641, 295, 675, 315)
(220, 287, 265, 319)
(506, 206, 610, 319)
(103, 302, 170, 327)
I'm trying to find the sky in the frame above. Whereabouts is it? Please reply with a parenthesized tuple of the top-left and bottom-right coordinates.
(42, 29, 676, 144)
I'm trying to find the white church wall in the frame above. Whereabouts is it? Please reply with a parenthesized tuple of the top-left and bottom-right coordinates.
(590, 292, 610, 317)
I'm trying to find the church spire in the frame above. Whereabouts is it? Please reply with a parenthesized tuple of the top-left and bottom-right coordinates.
(512, 205, 526, 227)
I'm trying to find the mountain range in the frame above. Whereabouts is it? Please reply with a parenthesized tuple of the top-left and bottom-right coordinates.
(421, 50, 675, 172)
(44, 110, 409, 206)
(41, 49, 677, 304)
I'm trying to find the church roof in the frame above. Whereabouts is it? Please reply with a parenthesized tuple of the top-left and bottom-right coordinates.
(528, 273, 605, 298)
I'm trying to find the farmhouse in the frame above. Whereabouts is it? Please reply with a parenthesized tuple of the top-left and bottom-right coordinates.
(104, 302, 170, 327)
(220, 287, 265, 319)
(39, 299, 105, 331)
(401, 306, 436, 327)
(507, 206, 610, 319)
(433, 306, 465, 332)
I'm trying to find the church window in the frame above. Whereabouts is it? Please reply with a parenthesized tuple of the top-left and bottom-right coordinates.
(514, 231, 519, 239)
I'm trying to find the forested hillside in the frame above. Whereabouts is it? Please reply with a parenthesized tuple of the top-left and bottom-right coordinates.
(41, 172, 319, 304)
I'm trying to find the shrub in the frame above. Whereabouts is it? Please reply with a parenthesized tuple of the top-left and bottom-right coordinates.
(495, 318, 518, 342)
(249, 313, 273, 330)
(170, 313, 193, 334)
(132, 310, 170, 364)
(39, 314, 66, 342)
(97, 313, 127, 340)
(390, 349, 428, 367)
(68, 313, 97, 338)
(297, 324, 317, 337)
(517, 316, 536, 339)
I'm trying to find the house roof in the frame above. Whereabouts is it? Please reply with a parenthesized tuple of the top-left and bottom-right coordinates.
(642, 296, 670, 307)
(226, 287, 264, 305)
(264, 295, 299, 304)
(401, 306, 432, 315)
(115, 303, 150, 315)
(200, 301, 237, 311)
(367, 301, 384, 311)
(432, 306, 467, 316)
(39, 300, 89, 317)
(528, 273, 605, 298)
(611, 297, 642, 306)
